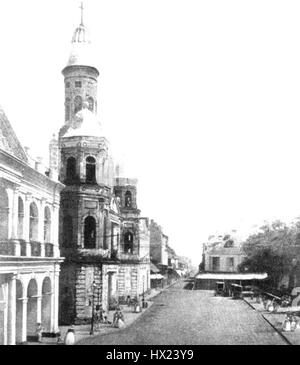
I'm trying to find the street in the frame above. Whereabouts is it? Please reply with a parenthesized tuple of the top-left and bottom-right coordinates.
(77, 281, 286, 345)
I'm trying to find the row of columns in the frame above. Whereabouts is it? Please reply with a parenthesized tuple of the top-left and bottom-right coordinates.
(4, 269, 60, 345)
(5, 187, 60, 257)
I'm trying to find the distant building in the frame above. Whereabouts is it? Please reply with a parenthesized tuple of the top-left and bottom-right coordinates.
(0, 108, 64, 344)
(202, 234, 245, 272)
(149, 220, 168, 269)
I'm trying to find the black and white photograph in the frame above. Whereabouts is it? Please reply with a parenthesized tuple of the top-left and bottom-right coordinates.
(1, 0, 300, 349)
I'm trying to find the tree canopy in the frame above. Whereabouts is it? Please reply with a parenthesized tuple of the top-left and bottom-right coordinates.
(239, 219, 300, 288)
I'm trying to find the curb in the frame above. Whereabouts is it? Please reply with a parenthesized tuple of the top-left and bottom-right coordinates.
(243, 299, 292, 345)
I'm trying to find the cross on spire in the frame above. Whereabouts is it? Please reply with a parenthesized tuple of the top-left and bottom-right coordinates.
(80, 1, 84, 25)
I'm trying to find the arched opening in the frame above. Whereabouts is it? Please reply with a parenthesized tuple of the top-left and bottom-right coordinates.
(125, 191, 132, 208)
(17, 197, 24, 239)
(65, 98, 71, 121)
(86, 156, 96, 184)
(44, 207, 51, 243)
(0, 187, 9, 240)
(124, 231, 134, 253)
(62, 216, 73, 248)
(27, 279, 38, 339)
(41, 277, 52, 333)
(84, 216, 96, 248)
(66, 157, 76, 183)
(15, 280, 23, 344)
(74, 95, 82, 114)
(29, 203, 39, 241)
(87, 97, 94, 112)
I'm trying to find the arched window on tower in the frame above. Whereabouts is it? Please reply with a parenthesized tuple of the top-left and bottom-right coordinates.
(44, 206, 51, 243)
(87, 97, 94, 112)
(66, 157, 76, 183)
(29, 202, 39, 241)
(86, 156, 96, 184)
(62, 216, 73, 248)
(124, 231, 134, 254)
(74, 95, 82, 114)
(0, 187, 9, 240)
(125, 191, 132, 208)
(84, 216, 96, 248)
(17, 197, 24, 239)
(65, 98, 71, 121)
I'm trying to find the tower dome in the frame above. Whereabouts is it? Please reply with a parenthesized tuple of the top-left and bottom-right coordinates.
(64, 4, 98, 71)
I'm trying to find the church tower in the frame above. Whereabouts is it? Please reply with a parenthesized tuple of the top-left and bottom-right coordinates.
(58, 4, 121, 325)
(62, 3, 99, 124)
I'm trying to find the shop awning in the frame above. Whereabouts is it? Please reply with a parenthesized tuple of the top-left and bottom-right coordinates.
(150, 274, 164, 280)
(195, 272, 268, 280)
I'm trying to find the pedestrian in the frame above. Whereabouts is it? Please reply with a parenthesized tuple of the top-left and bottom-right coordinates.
(57, 332, 63, 344)
(113, 306, 125, 329)
(35, 323, 43, 343)
(64, 326, 75, 345)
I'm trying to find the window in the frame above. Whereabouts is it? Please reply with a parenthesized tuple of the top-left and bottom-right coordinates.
(87, 97, 94, 112)
(66, 82, 70, 88)
(74, 95, 82, 114)
(84, 216, 96, 248)
(65, 98, 71, 121)
(227, 257, 234, 271)
(86, 156, 96, 184)
(224, 239, 234, 248)
(66, 157, 77, 183)
(44, 206, 51, 242)
(211, 257, 220, 271)
(29, 202, 39, 241)
(62, 216, 73, 248)
(75, 81, 82, 88)
(0, 187, 9, 240)
(124, 231, 134, 253)
(125, 191, 132, 208)
(17, 197, 24, 239)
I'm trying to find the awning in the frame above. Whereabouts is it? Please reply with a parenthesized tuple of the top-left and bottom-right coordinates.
(195, 272, 268, 280)
(150, 274, 164, 280)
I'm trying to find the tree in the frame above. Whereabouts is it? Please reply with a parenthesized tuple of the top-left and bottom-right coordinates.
(239, 220, 300, 288)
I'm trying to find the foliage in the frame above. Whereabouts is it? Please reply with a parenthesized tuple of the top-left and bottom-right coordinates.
(239, 219, 300, 287)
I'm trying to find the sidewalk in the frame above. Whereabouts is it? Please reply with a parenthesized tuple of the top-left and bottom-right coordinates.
(26, 281, 178, 345)
(243, 296, 300, 345)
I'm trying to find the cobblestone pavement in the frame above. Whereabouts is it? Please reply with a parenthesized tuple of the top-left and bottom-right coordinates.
(77, 281, 286, 345)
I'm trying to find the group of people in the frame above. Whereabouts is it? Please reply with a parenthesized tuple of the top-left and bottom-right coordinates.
(34, 305, 126, 345)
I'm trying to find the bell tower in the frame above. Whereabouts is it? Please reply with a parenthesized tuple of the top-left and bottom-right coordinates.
(62, 2, 99, 123)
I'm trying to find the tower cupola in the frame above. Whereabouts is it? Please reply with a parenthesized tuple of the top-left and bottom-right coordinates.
(62, 2, 99, 123)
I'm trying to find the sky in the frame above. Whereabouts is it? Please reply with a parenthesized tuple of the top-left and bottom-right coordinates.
(1, 0, 300, 265)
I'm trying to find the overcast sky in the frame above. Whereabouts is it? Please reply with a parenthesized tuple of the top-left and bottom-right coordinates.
(1, 0, 300, 265)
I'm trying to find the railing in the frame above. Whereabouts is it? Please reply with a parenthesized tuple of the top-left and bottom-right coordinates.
(45, 243, 54, 257)
(0, 240, 15, 256)
(0, 239, 57, 258)
(30, 241, 41, 257)
(117, 252, 140, 261)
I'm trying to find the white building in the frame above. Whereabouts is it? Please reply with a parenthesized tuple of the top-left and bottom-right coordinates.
(0, 107, 64, 344)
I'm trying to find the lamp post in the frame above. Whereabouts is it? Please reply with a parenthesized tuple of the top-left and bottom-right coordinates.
(90, 281, 97, 335)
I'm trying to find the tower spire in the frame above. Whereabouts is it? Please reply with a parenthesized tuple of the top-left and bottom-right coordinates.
(80, 1, 84, 26)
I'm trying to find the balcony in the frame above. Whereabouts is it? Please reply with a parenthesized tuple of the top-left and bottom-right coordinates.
(0, 239, 56, 258)
(117, 251, 140, 262)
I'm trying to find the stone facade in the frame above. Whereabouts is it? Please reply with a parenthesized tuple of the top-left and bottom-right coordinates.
(57, 14, 150, 324)
(0, 107, 64, 344)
